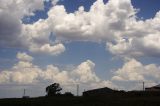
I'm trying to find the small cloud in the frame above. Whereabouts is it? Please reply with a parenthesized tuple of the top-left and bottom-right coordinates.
(17, 52, 33, 62)
(29, 43, 65, 56)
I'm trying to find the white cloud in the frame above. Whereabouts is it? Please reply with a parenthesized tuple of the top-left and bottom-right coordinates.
(0, 0, 160, 57)
(0, 0, 44, 18)
(0, 52, 116, 90)
(22, 16, 66, 55)
(29, 43, 65, 56)
(107, 11, 160, 57)
(72, 60, 100, 83)
(43, 0, 59, 5)
(51, 0, 59, 5)
(112, 58, 160, 83)
(17, 52, 33, 62)
(19, 0, 136, 53)
(0, 0, 66, 56)
(45, 0, 160, 58)
(46, 0, 135, 42)
(20, 0, 136, 55)
(0, 0, 160, 92)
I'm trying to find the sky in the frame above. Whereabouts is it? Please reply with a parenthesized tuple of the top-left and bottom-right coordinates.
(0, 0, 160, 98)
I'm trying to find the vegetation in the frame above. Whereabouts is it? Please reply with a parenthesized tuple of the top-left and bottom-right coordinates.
(46, 83, 62, 96)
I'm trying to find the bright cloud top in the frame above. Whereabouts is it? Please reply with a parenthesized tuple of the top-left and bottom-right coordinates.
(0, 0, 160, 95)
(0, 0, 160, 57)
(112, 58, 160, 83)
(0, 52, 115, 90)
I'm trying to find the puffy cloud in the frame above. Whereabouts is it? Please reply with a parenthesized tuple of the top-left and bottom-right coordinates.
(0, 0, 46, 50)
(47, 0, 135, 42)
(29, 43, 65, 56)
(0, 0, 46, 53)
(0, 52, 116, 90)
(22, 14, 66, 55)
(45, 0, 160, 58)
(107, 11, 160, 57)
(72, 60, 99, 83)
(22, 19, 51, 46)
(0, 0, 44, 18)
(19, 0, 136, 53)
(20, 0, 136, 55)
(17, 52, 33, 62)
(112, 58, 160, 83)
(1, 0, 160, 57)
(2, 0, 160, 96)
(0, 0, 65, 56)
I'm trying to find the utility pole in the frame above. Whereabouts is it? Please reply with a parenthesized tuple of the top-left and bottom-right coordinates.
(77, 84, 79, 96)
(143, 82, 145, 91)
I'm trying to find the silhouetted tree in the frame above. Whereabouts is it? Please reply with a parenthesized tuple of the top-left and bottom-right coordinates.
(46, 83, 62, 96)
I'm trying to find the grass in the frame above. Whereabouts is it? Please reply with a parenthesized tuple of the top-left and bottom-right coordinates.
(1, 93, 160, 106)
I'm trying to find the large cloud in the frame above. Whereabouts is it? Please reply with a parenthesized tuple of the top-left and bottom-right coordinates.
(112, 58, 160, 83)
(46, 0, 160, 58)
(0, 0, 44, 18)
(0, 0, 46, 49)
(23, 0, 160, 57)
(22, 19, 66, 55)
(0, 0, 65, 55)
(1, 0, 160, 57)
(21, 0, 135, 55)
(0, 52, 116, 90)
(107, 11, 160, 57)
(46, 0, 135, 42)
(0, 0, 160, 91)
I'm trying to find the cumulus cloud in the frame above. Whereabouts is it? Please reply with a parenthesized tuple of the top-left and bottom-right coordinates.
(1, 0, 160, 57)
(0, 0, 44, 47)
(0, 52, 116, 90)
(20, 0, 136, 55)
(1, 0, 160, 91)
(45, 0, 160, 58)
(107, 11, 160, 57)
(72, 60, 99, 83)
(22, 0, 160, 57)
(0, 0, 65, 56)
(112, 58, 160, 83)
(0, 0, 44, 18)
(46, 0, 135, 42)
(21, 13, 66, 55)
(17, 52, 33, 62)
(29, 43, 65, 56)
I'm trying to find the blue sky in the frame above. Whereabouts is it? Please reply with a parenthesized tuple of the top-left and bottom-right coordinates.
(0, 0, 160, 98)
(1, 0, 160, 73)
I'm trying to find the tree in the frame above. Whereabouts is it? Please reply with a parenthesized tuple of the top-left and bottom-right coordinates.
(46, 83, 62, 96)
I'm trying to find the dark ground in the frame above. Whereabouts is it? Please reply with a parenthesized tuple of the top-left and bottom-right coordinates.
(1, 92, 160, 106)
